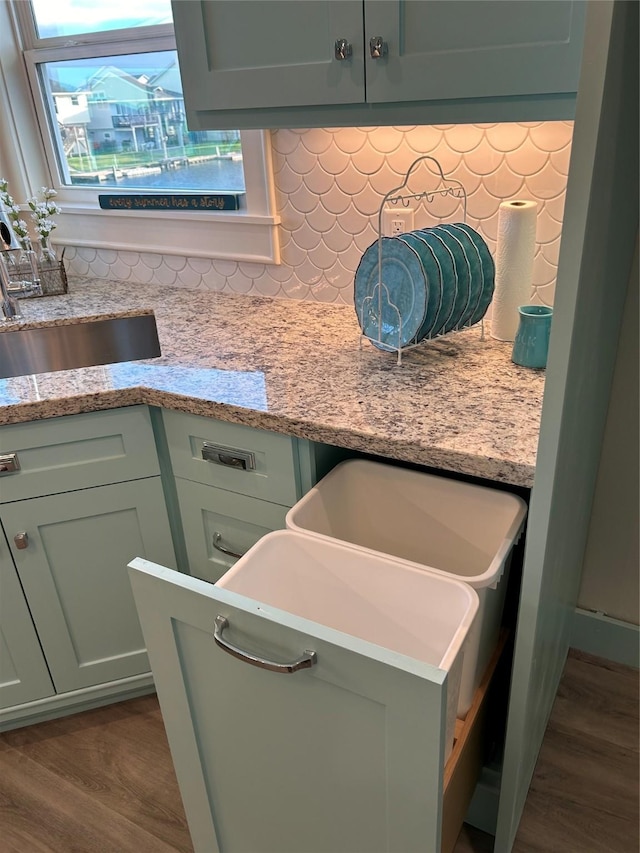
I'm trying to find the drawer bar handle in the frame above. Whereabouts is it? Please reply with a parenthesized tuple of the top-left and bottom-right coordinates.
(212, 531, 244, 560)
(214, 615, 317, 674)
(0, 452, 20, 474)
(201, 442, 255, 471)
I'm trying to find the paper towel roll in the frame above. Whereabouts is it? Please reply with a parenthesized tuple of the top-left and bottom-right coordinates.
(491, 199, 538, 341)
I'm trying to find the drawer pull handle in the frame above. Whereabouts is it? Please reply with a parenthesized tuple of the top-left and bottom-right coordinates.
(201, 442, 255, 471)
(214, 615, 317, 674)
(212, 531, 244, 560)
(0, 453, 20, 474)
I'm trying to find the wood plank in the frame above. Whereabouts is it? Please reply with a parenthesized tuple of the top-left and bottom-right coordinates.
(547, 649, 639, 749)
(1, 696, 192, 853)
(513, 651, 639, 853)
(0, 743, 187, 853)
(442, 631, 509, 853)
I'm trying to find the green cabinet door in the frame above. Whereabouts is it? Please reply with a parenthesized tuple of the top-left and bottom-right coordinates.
(3, 478, 176, 694)
(0, 532, 55, 709)
(171, 0, 364, 112)
(364, 0, 587, 104)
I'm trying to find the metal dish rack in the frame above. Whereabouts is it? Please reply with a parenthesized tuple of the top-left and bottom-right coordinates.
(358, 155, 484, 365)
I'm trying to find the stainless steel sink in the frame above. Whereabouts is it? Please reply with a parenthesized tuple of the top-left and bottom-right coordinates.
(0, 313, 161, 379)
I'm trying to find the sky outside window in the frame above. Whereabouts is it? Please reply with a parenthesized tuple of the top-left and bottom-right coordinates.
(31, 0, 173, 38)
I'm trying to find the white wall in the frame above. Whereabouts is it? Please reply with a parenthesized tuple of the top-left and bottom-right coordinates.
(577, 237, 639, 625)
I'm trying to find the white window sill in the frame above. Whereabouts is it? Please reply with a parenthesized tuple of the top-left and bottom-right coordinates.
(54, 204, 282, 264)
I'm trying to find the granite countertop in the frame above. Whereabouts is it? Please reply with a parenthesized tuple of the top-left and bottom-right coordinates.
(0, 278, 546, 487)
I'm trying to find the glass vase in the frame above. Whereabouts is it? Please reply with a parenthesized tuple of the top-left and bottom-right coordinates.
(38, 236, 57, 266)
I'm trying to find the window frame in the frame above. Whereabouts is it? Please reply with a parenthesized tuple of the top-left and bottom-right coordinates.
(2, 2, 281, 264)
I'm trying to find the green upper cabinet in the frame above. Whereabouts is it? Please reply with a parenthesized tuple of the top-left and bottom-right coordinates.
(172, 0, 364, 110)
(172, 0, 586, 129)
(364, 0, 586, 104)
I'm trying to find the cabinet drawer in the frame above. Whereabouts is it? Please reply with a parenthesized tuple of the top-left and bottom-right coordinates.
(0, 407, 160, 503)
(176, 477, 287, 584)
(163, 409, 299, 506)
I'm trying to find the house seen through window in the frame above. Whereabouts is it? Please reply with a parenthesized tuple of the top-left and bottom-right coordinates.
(25, 0, 245, 193)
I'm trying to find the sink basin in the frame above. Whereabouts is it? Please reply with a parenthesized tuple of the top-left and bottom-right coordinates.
(0, 313, 161, 379)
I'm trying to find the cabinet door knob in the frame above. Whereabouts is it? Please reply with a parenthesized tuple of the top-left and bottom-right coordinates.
(369, 36, 387, 59)
(14, 532, 29, 550)
(334, 38, 352, 61)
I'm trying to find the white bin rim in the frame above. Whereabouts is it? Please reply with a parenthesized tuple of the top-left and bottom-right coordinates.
(286, 458, 528, 590)
(217, 529, 480, 676)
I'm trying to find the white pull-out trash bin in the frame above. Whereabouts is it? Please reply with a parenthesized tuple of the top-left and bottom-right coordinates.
(286, 459, 527, 717)
(217, 529, 479, 762)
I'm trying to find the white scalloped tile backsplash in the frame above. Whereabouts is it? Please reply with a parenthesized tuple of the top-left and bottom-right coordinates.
(64, 122, 573, 306)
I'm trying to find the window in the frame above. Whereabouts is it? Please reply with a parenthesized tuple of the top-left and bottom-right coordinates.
(0, 1, 279, 263)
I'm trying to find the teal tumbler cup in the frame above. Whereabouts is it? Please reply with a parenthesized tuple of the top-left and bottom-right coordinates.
(511, 305, 553, 369)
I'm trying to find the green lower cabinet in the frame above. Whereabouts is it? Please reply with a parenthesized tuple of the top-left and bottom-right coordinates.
(0, 534, 55, 709)
(175, 477, 288, 583)
(2, 477, 176, 695)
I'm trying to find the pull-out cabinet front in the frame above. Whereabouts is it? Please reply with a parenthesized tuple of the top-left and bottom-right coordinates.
(129, 557, 449, 852)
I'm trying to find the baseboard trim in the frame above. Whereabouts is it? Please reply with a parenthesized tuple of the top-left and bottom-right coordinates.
(0, 672, 156, 732)
(571, 608, 639, 668)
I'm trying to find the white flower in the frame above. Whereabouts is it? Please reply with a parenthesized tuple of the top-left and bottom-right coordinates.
(0, 182, 60, 247)
(35, 217, 57, 237)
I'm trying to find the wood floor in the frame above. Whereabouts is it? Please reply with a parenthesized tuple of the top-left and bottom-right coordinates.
(0, 650, 637, 853)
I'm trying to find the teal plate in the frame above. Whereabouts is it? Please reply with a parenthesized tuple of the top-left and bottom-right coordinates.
(435, 224, 484, 328)
(430, 225, 472, 331)
(416, 228, 457, 337)
(441, 223, 495, 326)
(396, 233, 441, 339)
(354, 237, 428, 351)
(453, 223, 495, 325)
